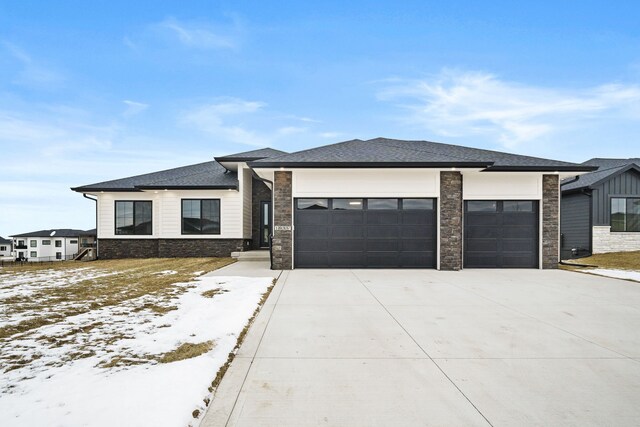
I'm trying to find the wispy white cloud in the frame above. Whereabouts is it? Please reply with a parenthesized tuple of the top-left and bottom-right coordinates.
(122, 100, 149, 117)
(319, 131, 343, 139)
(154, 17, 239, 50)
(378, 69, 640, 147)
(2, 41, 64, 87)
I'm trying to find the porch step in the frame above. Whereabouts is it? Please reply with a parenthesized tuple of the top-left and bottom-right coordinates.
(231, 250, 270, 261)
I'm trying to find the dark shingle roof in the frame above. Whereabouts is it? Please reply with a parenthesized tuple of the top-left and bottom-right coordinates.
(71, 161, 238, 192)
(249, 138, 594, 171)
(214, 147, 287, 162)
(10, 229, 96, 238)
(0, 236, 11, 244)
(562, 158, 640, 191)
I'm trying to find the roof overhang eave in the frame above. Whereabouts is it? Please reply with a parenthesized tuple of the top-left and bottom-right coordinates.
(247, 161, 494, 169)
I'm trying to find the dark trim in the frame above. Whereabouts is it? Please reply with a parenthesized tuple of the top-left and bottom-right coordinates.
(180, 198, 222, 235)
(608, 195, 640, 233)
(483, 165, 598, 172)
(249, 161, 493, 169)
(215, 156, 270, 162)
(136, 185, 238, 190)
(72, 185, 238, 193)
(114, 200, 153, 236)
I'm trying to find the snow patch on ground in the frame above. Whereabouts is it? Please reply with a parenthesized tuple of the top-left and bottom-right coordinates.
(587, 268, 640, 282)
(0, 272, 273, 427)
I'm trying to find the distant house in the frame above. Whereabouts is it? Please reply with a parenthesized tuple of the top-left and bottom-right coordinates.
(561, 158, 640, 259)
(0, 236, 12, 258)
(10, 229, 97, 261)
(72, 139, 596, 269)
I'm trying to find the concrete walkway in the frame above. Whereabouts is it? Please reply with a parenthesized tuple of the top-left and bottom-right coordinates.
(201, 268, 640, 426)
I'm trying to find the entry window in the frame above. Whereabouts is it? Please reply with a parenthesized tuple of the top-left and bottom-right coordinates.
(42, 240, 51, 245)
(503, 201, 534, 212)
(297, 199, 328, 210)
(466, 201, 497, 212)
(115, 201, 153, 235)
(182, 199, 221, 235)
(402, 199, 434, 210)
(611, 198, 640, 232)
(333, 199, 363, 210)
(56, 252, 62, 260)
(368, 199, 398, 210)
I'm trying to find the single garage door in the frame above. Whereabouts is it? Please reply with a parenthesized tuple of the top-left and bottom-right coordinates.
(294, 198, 436, 268)
(464, 200, 539, 268)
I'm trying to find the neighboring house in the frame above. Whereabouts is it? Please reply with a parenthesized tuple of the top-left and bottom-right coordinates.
(10, 229, 97, 261)
(0, 236, 12, 258)
(72, 138, 594, 270)
(561, 158, 640, 259)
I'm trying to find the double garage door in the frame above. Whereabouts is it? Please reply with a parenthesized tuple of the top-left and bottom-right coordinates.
(294, 198, 437, 268)
(293, 198, 539, 269)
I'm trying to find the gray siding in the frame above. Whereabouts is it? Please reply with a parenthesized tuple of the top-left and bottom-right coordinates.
(560, 192, 591, 259)
(592, 170, 640, 226)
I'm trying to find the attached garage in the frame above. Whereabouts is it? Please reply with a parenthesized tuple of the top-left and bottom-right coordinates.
(294, 198, 437, 268)
(464, 200, 539, 268)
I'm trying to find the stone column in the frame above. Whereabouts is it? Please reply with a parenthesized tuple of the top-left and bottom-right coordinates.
(440, 171, 463, 270)
(272, 171, 293, 270)
(542, 174, 560, 269)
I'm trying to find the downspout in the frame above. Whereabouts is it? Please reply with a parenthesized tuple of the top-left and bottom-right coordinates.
(83, 193, 98, 259)
(250, 169, 275, 270)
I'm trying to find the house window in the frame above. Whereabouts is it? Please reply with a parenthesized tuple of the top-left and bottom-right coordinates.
(56, 252, 62, 260)
(368, 199, 398, 210)
(70, 240, 78, 244)
(30, 240, 37, 247)
(0, 246, 6, 251)
(55, 240, 62, 247)
(333, 199, 363, 210)
(182, 199, 220, 235)
(18, 240, 25, 247)
(297, 199, 328, 210)
(30, 251, 37, 258)
(611, 198, 640, 232)
(115, 201, 153, 235)
(42, 240, 51, 245)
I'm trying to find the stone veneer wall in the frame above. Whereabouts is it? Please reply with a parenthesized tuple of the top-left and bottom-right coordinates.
(592, 226, 640, 254)
(440, 171, 463, 270)
(98, 238, 248, 259)
(272, 171, 293, 270)
(251, 178, 272, 250)
(542, 174, 560, 269)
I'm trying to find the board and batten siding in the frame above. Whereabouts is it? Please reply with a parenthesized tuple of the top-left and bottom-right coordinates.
(591, 169, 640, 226)
(96, 189, 243, 239)
(560, 192, 591, 259)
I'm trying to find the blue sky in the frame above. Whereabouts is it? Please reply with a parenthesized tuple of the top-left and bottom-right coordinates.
(1, 1, 639, 237)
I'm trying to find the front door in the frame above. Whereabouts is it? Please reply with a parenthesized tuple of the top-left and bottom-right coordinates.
(260, 201, 272, 248)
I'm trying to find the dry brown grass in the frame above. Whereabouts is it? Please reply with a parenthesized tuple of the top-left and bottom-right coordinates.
(0, 258, 234, 340)
(158, 341, 215, 364)
(563, 251, 640, 270)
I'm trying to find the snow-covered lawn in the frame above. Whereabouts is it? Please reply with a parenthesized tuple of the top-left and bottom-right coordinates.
(585, 268, 640, 282)
(0, 260, 273, 427)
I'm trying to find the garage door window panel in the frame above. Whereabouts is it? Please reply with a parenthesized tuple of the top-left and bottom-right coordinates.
(402, 199, 434, 210)
(332, 199, 363, 210)
(467, 201, 497, 212)
(368, 199, 399, 210)
(297, 199, 329, 210)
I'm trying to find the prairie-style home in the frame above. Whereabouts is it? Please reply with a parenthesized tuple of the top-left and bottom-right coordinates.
(72, 138, 595, 270)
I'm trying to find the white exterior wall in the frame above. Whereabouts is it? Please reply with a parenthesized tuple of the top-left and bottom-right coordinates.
(0, 244, 11, 257)
(292, 169, 440, 197)
(95, 188, 243, 239)
(593, 226, 640, 254)
(16, 237, 79, 261)
(462, 172, 543, 200)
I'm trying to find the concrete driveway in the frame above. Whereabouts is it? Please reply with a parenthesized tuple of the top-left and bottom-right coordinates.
(202, 267, 640, 426)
